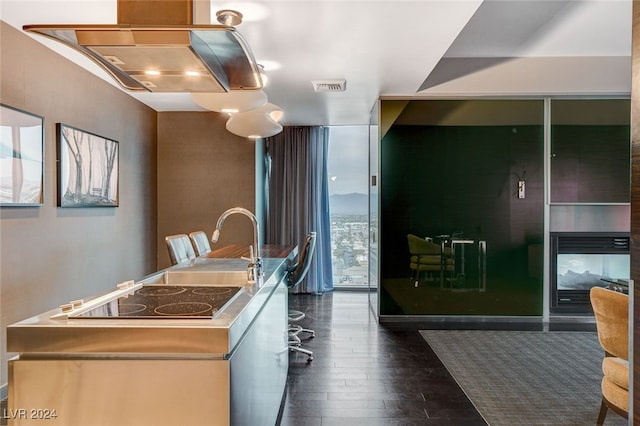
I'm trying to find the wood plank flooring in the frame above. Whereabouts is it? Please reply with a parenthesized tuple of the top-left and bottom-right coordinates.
(280, 291, 487, 425)
(1, 290, 594, 426)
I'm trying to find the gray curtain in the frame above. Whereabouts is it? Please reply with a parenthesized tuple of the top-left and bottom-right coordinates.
(265, 126, 333, 294)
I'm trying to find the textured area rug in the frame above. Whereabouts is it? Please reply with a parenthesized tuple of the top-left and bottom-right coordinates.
(420, 330, 627, 426)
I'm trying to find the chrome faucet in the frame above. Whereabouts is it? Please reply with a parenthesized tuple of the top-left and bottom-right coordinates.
(211, 207, 262, 283)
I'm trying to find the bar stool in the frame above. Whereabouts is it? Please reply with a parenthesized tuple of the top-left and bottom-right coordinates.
(165, 234, 196, 265)
(189, 230, 212, 256)
(286, 232, 317, 362)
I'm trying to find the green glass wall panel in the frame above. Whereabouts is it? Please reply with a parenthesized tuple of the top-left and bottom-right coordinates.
(379, 99, 544, 316)
(550, 99, 630, 203)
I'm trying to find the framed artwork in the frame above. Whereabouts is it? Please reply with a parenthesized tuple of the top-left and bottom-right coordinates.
(57, 123, 119, 207)
(0, 104, 44, 206)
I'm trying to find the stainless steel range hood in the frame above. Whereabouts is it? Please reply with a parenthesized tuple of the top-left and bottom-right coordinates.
(23, 0, 262, 93)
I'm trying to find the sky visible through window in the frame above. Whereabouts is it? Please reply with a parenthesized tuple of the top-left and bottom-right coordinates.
(328, 126, 369, 195)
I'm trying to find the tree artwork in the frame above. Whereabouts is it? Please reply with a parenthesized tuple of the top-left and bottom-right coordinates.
(58, 124, 118, 207)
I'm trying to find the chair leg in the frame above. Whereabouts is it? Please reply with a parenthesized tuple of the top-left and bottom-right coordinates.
(596, 399, 607, 426)
(288, 310, 315, 361)
(289, 331, 314, 361)
(299, 327, 315, 338)
(289, 344, 314, 362)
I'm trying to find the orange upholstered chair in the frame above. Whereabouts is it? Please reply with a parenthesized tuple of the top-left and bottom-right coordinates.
(590, 286, 629, 425)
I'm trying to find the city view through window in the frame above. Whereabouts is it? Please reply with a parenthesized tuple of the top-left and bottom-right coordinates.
(327, 126, 369, 287)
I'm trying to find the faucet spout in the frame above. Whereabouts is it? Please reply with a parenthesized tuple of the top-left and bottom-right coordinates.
(211, 207, 262, 279)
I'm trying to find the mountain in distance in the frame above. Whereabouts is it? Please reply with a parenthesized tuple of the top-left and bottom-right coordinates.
(329, 192, 369, 215)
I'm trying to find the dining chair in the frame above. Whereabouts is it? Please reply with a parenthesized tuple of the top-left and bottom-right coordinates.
(165, 234, 197, 266)
(407, 233, 454, 287)
(189, 230, 212, 256)
(285, 232, 317, 362)
(590, 286, 629, 425)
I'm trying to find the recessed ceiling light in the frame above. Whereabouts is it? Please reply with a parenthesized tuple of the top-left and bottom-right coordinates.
(145, 70, 161, 76)
(185, 71, 200, 76)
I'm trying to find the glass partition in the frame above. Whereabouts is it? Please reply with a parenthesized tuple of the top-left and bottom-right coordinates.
(550, 99, 630, 204)
(379, 99, 545, 316)
(369, 108, 380, 315)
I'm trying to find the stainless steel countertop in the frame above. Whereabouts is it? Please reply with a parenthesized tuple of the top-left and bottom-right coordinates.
(7, 251, 296, 357)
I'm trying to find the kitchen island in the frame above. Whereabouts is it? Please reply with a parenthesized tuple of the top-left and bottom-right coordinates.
(6, 245, 296, 426)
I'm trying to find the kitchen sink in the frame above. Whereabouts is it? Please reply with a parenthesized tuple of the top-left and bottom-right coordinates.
(141, 258, 252, 285)
(142, 270, 249, 285)
(167, 270, 248, 285)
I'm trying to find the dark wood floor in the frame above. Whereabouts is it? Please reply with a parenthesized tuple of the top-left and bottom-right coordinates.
(280, 291, 488, 425)
(1, 290, 594, 426)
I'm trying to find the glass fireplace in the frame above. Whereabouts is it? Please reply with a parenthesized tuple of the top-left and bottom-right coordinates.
(550, 232, 629, 313)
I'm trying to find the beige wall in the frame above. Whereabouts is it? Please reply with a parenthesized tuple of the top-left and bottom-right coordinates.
(157, 112, 257, 269)
(0, 22, 158, 387)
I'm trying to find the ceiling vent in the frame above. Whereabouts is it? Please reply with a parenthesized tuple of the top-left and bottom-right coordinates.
(312, 80, 347, 92)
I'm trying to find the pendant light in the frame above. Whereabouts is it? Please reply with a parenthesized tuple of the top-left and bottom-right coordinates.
(226, 104, 283, 139)
(258, 103, 284, 122)
(191, 90, 268, 114)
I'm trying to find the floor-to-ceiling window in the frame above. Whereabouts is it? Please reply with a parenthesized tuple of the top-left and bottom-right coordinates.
(327, 126, 370, 288)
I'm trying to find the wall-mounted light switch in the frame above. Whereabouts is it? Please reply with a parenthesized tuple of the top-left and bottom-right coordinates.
(518, 181, 525, 198)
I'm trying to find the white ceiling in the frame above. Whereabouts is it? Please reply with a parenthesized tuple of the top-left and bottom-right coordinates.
(0, 0, 632, 126)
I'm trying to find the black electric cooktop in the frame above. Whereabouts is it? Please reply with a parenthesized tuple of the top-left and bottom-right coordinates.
(76, 285, 242, 319)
